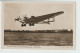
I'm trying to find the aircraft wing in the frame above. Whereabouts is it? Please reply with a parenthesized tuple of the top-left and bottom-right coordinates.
(30, 11, 64, 23)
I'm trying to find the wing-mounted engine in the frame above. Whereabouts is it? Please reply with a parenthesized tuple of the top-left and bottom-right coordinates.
(38, 18, 55, 24)
(48, 18, 55, 22)
(24, 15, 28, 20)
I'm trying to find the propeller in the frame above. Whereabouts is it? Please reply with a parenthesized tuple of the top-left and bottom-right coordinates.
(15, 16, 21, 21)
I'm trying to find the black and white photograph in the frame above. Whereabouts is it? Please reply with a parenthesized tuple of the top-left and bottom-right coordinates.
(2, 2, 75, 49)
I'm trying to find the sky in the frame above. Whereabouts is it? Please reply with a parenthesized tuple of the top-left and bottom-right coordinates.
(3, 2, 75, 30)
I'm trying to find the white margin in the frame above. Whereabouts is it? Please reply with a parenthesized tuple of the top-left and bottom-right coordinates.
(0, 0, 80, 53)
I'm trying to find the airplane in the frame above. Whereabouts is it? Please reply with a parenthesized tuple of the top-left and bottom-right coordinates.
(15, 11, 64, 27)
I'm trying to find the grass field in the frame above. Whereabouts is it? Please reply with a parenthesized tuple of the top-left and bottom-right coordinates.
(4, 32, 73, 46)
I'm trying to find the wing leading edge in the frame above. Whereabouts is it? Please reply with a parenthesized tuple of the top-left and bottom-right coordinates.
(27, 11, 64, 23)
(15, 11, 64, 26)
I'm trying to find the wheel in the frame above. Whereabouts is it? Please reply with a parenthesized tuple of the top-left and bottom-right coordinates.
(21, 24, 26, 27)
(29, 24, 31, 26)
(21, 24, 23, 27)
(32, 23, 34, 26)
(29, 23, 34, 26)
(23, 24, 26, 26)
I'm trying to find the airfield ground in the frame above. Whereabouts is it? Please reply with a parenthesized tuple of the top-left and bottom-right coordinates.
(4, 32, 73, 46)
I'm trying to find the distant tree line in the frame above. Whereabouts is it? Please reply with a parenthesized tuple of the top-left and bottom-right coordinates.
(4, 29, 73, 33)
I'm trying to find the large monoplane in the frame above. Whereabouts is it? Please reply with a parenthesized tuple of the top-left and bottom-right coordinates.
(15, 11, 64, 27)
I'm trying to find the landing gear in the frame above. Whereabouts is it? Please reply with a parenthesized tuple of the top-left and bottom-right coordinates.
(21, 23, 26, 27)
(29, 23, 34, 26)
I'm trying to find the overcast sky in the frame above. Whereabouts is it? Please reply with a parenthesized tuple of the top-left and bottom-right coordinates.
(3, 2, 75, 30)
